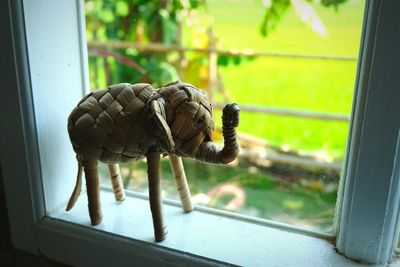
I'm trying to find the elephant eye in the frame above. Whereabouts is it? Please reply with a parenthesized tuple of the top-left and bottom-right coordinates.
(196, 115, 205, 125)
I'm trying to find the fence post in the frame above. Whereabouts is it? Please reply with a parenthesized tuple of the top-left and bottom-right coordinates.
(207, 28, 218, 105)
(103, 57, 112, 85)
(177, 20, 185, 80)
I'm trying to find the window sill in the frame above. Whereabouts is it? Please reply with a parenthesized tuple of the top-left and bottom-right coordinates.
(35, 190, 384, 266)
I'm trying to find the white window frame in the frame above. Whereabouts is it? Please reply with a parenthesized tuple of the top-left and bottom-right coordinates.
(1, 0, 400, 266)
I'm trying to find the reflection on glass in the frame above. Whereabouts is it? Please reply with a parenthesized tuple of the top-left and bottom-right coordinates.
(85, 0, 365, 232)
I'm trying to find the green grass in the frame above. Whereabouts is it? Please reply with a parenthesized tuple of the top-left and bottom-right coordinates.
(186, 0, 365, 160)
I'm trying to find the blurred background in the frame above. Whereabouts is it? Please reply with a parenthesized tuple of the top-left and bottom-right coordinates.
(85, 0, 365, 233)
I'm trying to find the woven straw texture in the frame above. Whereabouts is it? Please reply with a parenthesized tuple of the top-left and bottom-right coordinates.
(66, 81, 239, 242)
(68, 82, 215, 164)
(68, 83, 156, 163)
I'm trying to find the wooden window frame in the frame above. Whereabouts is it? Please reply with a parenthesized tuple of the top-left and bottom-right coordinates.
(1, 0, 400, 265)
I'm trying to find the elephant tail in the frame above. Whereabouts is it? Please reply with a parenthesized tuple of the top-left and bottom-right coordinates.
(66, 162, 83, 211)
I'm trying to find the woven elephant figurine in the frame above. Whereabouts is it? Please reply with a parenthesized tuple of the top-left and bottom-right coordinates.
(66, 81, 240, 242)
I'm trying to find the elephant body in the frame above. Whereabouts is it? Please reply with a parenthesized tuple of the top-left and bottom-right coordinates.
(68, 83, 158, 163)
(66, 81, 240, 242)
(68, 81, 216, 164)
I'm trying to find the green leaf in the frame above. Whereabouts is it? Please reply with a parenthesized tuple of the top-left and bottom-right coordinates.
(146, 59, 179, 87)
(98, 9, 115, 23)
(218, 55, 229, 66)
(116, 1, 129, 17)
(260, 0, 348, 37)
(233, 56, 241, 65)
(159, 9, 177, 44)
(189, 0, 200, 9)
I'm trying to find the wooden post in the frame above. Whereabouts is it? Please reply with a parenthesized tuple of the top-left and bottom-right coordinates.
(177, 20, 185, 80)
(104, 57, 112, 85)
(92, 30, 99, 89)
(207, 28, 218, 105)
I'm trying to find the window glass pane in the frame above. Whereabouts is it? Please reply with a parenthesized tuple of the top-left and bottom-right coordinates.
(84, 0, 365, 233)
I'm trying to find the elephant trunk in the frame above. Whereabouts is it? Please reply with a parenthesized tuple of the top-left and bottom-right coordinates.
(195, 104, 240, 164)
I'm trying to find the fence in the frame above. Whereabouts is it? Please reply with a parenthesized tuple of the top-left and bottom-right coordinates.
(87, 28, 357, 172)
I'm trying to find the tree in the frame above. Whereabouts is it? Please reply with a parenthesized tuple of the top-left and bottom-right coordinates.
(85, 0, 205, 88)
(260, 0, 348, 37)
(85, 0, 349, 90)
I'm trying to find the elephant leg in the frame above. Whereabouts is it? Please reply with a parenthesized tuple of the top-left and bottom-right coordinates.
(82, 159, 102, 225)
(169, 155, 193, 212)
(108, 164, 126, 202)
(147, 152, 167, 242)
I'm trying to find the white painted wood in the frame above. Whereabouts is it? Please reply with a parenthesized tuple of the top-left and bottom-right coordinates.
(47, 190, 368, 267)
(336, 0, 400, 264)
(113, 188, 334, 240)
(22, 0, 89, 213)
(3, 0, 400, 265)
(0, 0, 89, 253)
(0, 0, 45, 253)
(382, 133, 400, 260)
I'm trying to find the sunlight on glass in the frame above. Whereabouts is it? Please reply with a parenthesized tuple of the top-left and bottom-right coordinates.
(85, 0, 366, 233)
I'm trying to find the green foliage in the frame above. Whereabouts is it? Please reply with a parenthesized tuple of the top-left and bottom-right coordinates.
(145, 59, 179, 87)
(85, 0, 205, 88)
(159, 9, 177, 44)
(321, 0, 348, 9)
(217, 54, 256, 67)
(260, 0, 348, 37)
(260, 0, 290, 37)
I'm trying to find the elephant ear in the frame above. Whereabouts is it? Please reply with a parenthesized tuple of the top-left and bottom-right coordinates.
(150, 99, 175, 152)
